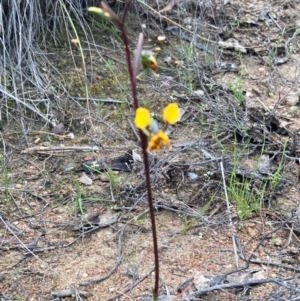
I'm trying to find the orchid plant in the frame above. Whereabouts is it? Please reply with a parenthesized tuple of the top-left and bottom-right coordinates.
(88, 3, 180, 300)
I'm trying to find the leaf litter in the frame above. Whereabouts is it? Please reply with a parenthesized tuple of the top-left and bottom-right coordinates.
(1, 0, 300, 300)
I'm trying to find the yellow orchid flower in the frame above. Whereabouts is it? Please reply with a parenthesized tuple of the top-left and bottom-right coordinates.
(134, 107, 151, 130)
(147, 130, 171, 152)
(134, 103, 180, 152)
(163, 103, 180, 125)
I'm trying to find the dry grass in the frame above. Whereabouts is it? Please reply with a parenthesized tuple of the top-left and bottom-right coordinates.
(1, 0, 300, 300)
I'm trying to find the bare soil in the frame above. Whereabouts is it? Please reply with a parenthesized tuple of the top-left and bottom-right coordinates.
(1, 0, 300, 300)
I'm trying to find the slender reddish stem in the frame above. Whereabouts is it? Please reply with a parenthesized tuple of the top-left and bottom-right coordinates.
(120, 3, 159, 298)
(140, 133, 159, 298)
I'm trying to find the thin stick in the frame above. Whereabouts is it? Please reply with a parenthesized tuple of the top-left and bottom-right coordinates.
(219, 158, 239, 267)
(106, 267, 155, 301)
(79, 225, 126, 286)
(189, 277, 291, 298)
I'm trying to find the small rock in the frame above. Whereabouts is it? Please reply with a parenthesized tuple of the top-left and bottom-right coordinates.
(286, 93, 299, 106)
(53, 208, 64, 214)
(82, 272, 88, 278)
(288, 246, 299, 255)
(52, 123, 65, 135)
(183, 17, 193, 25)
(218, 39, 246, 53)
(15, 184, 22, 189)
(65, 162, 76, 171)
(282, 255, 297, 264)
(273, 237, 283, 246)
(86, 70, 92, 78)
(288, 106, 299, 114)
(252, 270, 264, 280)
(132, 150, 142, 163)
(193, 90, 204, 97)
(78, 174, 93, 186)
(161, 81, 170, 88)
(99, 174, 109, 182)
(67, 133, 74, 139)
(188, 172, 198, 180)
(247, 228, 257, 237)
(194, 274, 211, 290)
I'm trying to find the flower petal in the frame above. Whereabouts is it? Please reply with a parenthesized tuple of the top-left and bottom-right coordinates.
(135, 107, 151, 130)
(163, 103, 180, 125)
(147, 130, 170, 152)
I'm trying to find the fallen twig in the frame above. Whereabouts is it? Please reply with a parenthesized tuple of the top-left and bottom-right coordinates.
(79, 224, 126, 286)
(51, 288, 90, 298)
(106, 267, 155, 301)
(70, 96, 123, 103)
(21, 145, 101, 154)
(220, 158, 239, 267)
(189, 277, 291, 298)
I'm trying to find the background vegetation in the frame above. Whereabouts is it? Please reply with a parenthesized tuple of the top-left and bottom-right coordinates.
(1, 0, 300, 300)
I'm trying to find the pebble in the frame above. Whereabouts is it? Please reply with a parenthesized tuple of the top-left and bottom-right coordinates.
(78, 174, 93, 186)
(188, 172, 198, 180)
(65, 162, 76, 171)
(273, 237, 283, 246)
(194, 275, 211, 290)
(286, 93, 299, 106)
(193, 90, 204, 97)
(54, 208, 64, 214)
(288, 246, 299, 254)
(67, 133, 74, 139)
(247, 228, 257, 237)
(288, 106, 299, 114)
